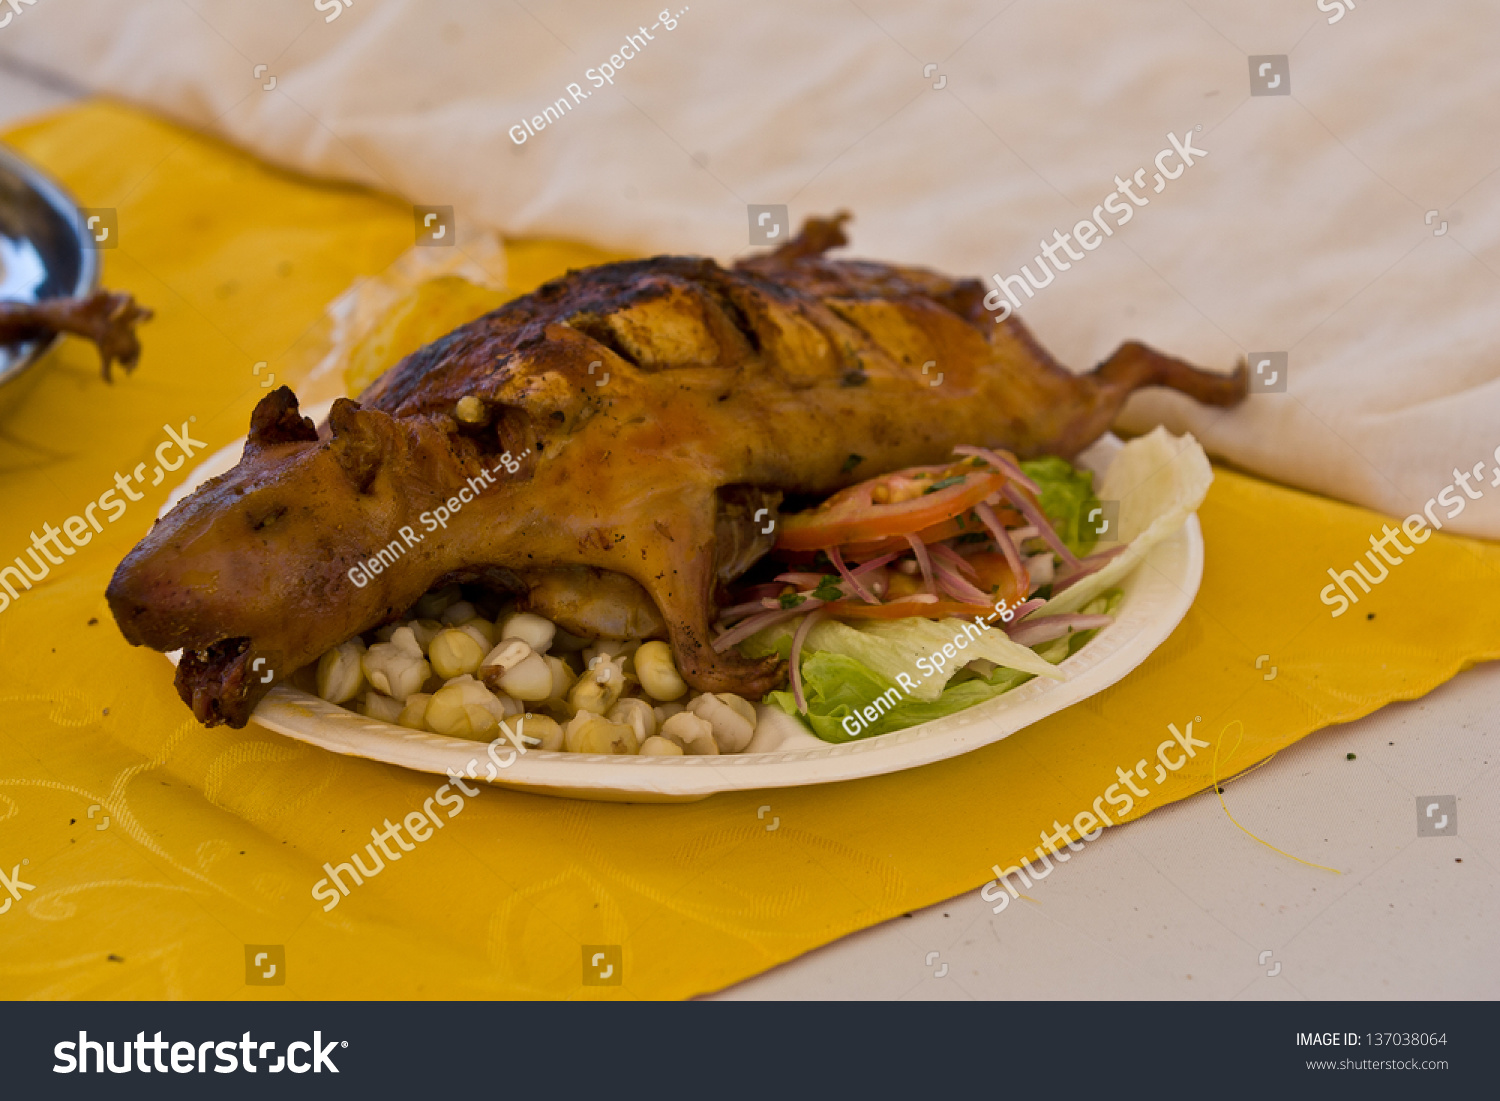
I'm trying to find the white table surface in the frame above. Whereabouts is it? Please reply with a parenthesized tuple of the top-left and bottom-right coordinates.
(2, 59, 1492, 1002)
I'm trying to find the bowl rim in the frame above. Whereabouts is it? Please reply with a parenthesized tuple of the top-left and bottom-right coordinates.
(0, 142, 100, 389)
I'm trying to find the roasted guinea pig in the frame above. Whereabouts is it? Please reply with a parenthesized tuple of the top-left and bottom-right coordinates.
(107, 214, 1246, 727)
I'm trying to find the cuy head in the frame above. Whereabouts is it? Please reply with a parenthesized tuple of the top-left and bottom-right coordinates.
(106, 387, 425, 726)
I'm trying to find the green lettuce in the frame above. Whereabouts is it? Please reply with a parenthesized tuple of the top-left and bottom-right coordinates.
(1019, 455, 1101, 558)
(765, 587, 1125, 742)
(767, 651, 1034, 743)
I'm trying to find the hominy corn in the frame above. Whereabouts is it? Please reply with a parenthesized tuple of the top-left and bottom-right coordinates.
(429, 628, 486, 679)
(563, 713, 639, 755)
(360, 692, 404, 724)
(633, 640, 687, 701)
(317, 638, 366, 703)
(513, 713, 563, 752)
(659, 711, 718, 755)
(497, 651, 553, 701)
(426, 677, 510, 739)
(397, 693, 431, 730)
(686, 692, 756, 753)
(607, 698, 657, 744)
(500, 612, 556, 654)
(363, 627, 430, 701)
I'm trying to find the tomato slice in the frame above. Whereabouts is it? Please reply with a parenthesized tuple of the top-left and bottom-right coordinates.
(838, 507, 1023, 561)
(776, 460, 1008, 552)
(965, 552, 1027, 608)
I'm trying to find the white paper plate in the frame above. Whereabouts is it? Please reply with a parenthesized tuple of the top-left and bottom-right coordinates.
(165, 407, 1200, 802)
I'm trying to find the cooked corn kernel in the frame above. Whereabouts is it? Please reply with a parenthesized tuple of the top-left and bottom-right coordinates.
(361, 626, 428, 700)
(634, 640, 688, 701)
(653, 702, 686, 726)
(659, 711, 718, 755)
(568, 654, 626, 715)
(317, 638, 366, 703)
(457, 619, 497, 648)
(608, 697, 657, 744)
(496, 652, 553, 701)
(687, 692, 757, 753)
(425, 677, 509, 739)
(397, 693, 431, 730)
(563, 713, 639, 755)
(360, 692, 404, 724)
(440, 600, 479, 626)
(500, 612, 556, 654)
(545, 655, 576, 699)
(429, 628, 486, 679)
(408, 618, 445, 652)
(480, 638, 532, 675)
(511, 713, 564, 752)
(639, 735, 684, 757)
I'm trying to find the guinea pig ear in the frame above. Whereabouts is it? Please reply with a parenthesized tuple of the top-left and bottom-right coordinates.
(246, 386, 318, 451)
(327, 398, 389, 493)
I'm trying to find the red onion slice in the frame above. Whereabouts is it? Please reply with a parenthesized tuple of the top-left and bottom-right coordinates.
(828, 545, 879, 604)
(1006, 613, 1113, 647)
(951, 445, 1041, 495)
(974, 500, 1028, 590)
(935, 563, 992, 605)
(713, 599, 826, 652)
(929, 542, 978, 578)
(904, 533, 935, 594)
(1052, 544, 1129, 593)
(789, 610, 825, 714)
(1002, 484, 1081, 571)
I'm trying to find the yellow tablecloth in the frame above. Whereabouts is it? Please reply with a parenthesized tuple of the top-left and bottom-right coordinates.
(2, 101, 1497, 1000)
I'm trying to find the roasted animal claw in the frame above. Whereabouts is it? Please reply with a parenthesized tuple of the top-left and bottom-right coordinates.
(0, 290, 153, 381)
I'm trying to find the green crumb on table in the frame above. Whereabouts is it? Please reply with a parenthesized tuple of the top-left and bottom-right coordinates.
(1346, 752, 1356, 760)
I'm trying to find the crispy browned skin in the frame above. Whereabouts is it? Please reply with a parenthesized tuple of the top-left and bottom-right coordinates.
(0, 290, 152, 381)
(107, 214, 1245, 727)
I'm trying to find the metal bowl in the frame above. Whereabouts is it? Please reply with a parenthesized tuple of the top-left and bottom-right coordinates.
(0, 142, 98, 406)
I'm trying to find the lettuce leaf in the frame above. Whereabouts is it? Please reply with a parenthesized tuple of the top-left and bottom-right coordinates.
(1033, 428, 1211, 617)
(1019, 455, 1101, 558)
(766, 651, 1034, 743)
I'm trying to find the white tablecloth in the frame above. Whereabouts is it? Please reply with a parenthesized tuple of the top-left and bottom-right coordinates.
(4, 0, 1499, 536)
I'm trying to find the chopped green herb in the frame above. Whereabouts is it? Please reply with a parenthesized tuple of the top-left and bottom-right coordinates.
(812, 576, 844, 602)
(841, 453, 865, 473)
(923, 474, 966, 494)
(778, 592, 807, 609)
